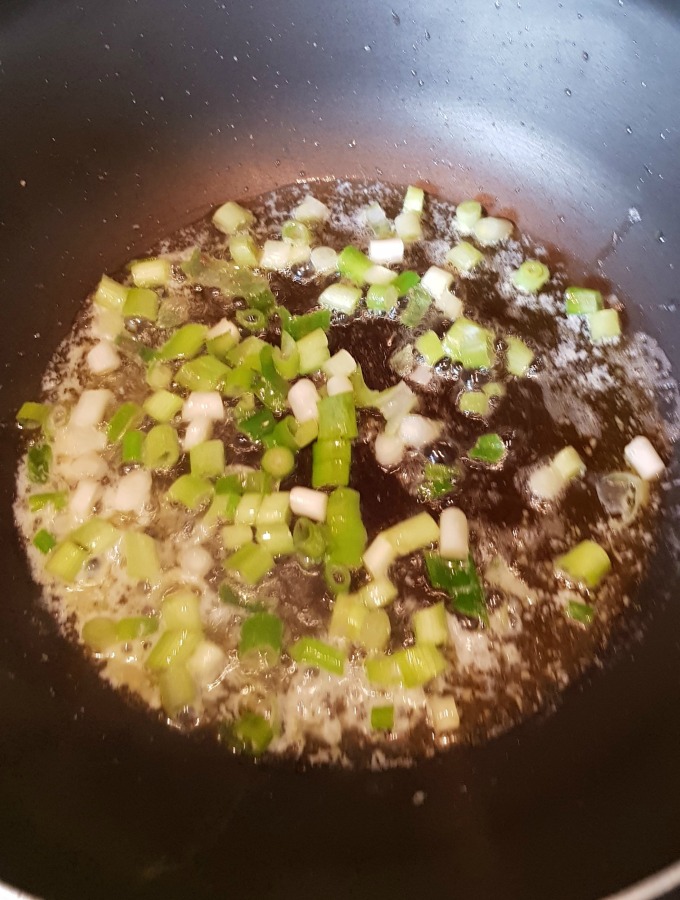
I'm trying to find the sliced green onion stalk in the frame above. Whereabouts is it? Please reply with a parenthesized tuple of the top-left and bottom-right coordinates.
(124, 531, 161, 583)
(224, 542, 274, 585)
(272, 331, 300, 380)
(266, 415, 298, 451)
(27, 443, 51, 484)
(161, 589, 203, 632)
(94, 274, 129, 312)
(238, 408, 276, 444)
(415, 330, 446, 366)
(565, 287, 603, 316)
(350, 365, 381, 409)
(455, 200, 482, 231)
(319, 282, 363, 315)
(157, 323, 208, 361)
(383, 512, 440, 557)
(390, 344, 416, 377)
(146, 629, 202, 671)
(158, 663, 196, 717)
(418, 462, 459, 502)
(446, 240, 484, 273)
(482, 381, 506, 399)
(226, 335, 266, 370)
(371, 704, 394, 731)
(424, 552, 487, 622)
(255, 523, 294, 556)
(403, 185, 425, 214)
(317, 391, 358, 441)
(107, 401, 143, 443)
(325, 487, 367, 569)
(28, 491, 67, 513)
(312, 439, 351, 488)
(256, 492, 291, 526)
(235, 308, 267, 334)
(116, 615, 159, 642)
(143, 389, 183, 423)
(221, 524, 253, 551)
(190, 439, 225, 478)
(222, 712, 274, 755)
(33, 528, 57, 554)
(366, 283, 399, 312)
(142, 424, 180, 470)
(70, 518, 120, 555)
(253, 344, 289, 413)
(395, 643, 448, 688)
(443, 317, 495, 369)
(400, 285, 432, 328)
(212, 200, 255, 235)
(589, 308, 621, 343)
(122, 429, 145, 464)
(239, 611, 283, 667)
(45, 540, 89, 582)
(324, 561, 352, 595)
(554, 539, 611, 589)
(413, 601, 448, 645)
(234, 492, 263, 525)
(596, 471, 648, 529)
(511, 259, 550, 293)
(229, 233, 260, 267)
(261, 446, 295, 479)
(281, 219, 311, 244)
(394, 210, 423, 243)
(358, 576, 398, 609)
(468, 433, 506, 464)
(206, 329, 240, 362)
(458, 390, 490, 416)
(296, 327, 330, 375)
(359, 608, 391, 653)
(131, 257, 171, 289)
(175, 355, 231, 392)
(123, 287, 159, 322)
(364, 653, 403, 686)
(505, 336, 535, 376)
(279, 307, 331, 340)
(167, 474, 214, 510)
(289, 637, 346, 675)
(203, 491, 240, 526)
(329, 594, 368, 642)
(337, 246, 372, 285)
(427, 695, 461, 734)
(293, 516, 326, 564)
(82, 616, 118, 653)
(566, 600, 596, 626)
(16, 401, 50, 431)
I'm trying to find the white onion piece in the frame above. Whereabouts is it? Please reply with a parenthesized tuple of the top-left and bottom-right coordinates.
(434, 290, 463, 320)
(69, 479, 101, 521)
(207, 318, 239, 340)
(178, 544, 214, 579)
(288, 379, 320, 423)
(293, 195, 330, 223)
(60, 452, 108, 482)
(363, 534, 396, 578)
(187, 640, 227, 689)
(398, 414, 442, 449)
(70, 389, 113, 427)
(310, 246, 338, 275)
(473, 216, 513, 246)
(364, 264, 397, 285)
(427, 696, 461, 733)
(368, 237, 404, 265)
(260, 240, 292, 271)
(54, 425, 107, 457)
(182, 417, 213, 451)
(408, 364, 434, 387)
(290, 487, 327, 522)
(439, 507, 469, 560)
(111, 469, 151, 515)
(326, 375, 353, 396)
(182, 391, 224, 422)
(421, 266, 454, 301)
(375, 433, 405, 469)
(322, 349, 357, 378)
(624, 435, 665, 480)
(87, 341, 120, 375)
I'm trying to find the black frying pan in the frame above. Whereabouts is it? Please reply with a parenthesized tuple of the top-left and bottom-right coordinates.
(1, 1, 679, 898)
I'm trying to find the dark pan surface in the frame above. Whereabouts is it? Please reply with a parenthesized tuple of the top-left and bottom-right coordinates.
(0, 1, 679, 898)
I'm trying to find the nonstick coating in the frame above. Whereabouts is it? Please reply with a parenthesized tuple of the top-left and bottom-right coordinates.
(1, 1, 679, 898)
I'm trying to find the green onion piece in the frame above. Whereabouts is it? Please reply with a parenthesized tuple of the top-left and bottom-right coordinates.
(403, 184, 425, 213)
(329, 594, 368, 641)
(123, 287, 159, 322)
(565, 287, 603, 315)
(226, 335, 266, 371)
(261, 446, 295, 479)
(325, 487, 367, 569)
(296, 327, 331, 375)
(70, 518, 120, 555)
(400, 284, 432, 327)
(124, 531, 161, 583)
(337, 245, 372, 285)
(107, 401, 143, 443)
(394, 643, 447, 688)
(413, 601, 448, 645)
(225, 712, 274, 755)
(143, 390, 183, 423)
(256, 492, 291, 526)
(554, 539, 611, 588)
(359, 608, 391, 652)
(206, 330, 240, 362)
(235, 308, 267, 333)
(446, 241, 484, 272)
(358, 576, 398, 609)
(33, 529, 57, 554)
(256, 524, 294, 556)
(253, 344, 289, 413)
(115, 332, 156, 363)
(418, 462, 460, 502)
(175, 355, 230, 391)
(16, 401, 50, 430)
(224, 542, 274, 585)
(239, 612, 283, 666)
(468, 433, 506, 464)
(142, 424, 180, 470)
(312, 439, 351, 488)
(27, 443, 51, 484)
(566, 600, 596, 625)
(272, 332, 300, 380)
(371, 705, 394, 731)
(45, 540, 89, 582)
(146, 361, 172, 392)
(234, 493, 263, 525)
(248, 286, 277, 316)
(232, 393, 256, 423)
(416, 330, 446, 366)
(350, 365, 381, 408)
(240, 469, 274, 493)
(293, 516, 327, 564)
(512, 259, 550, 293)
(212, 200, 255, 235)
(268, 415, 299, 451)
(364, 654, 403, 686)
(130, 257, 171, 289)
(215, 473, 245, 495)
(238, 408, 276, 444)
(455, 200, 482, 230)
(317, 392, 358, 441)
(424, 551, 487, 622)
(458, 390, 490, 416)
(161, 589, 203, 631)
(146, 629, 201, 671)
(384, 512, 439, 556)
(289, 637, 346, 675)
(28, 491, 67, 513)
(589, 308, 621, 343)
(122, 429, 144, 464)
(482, 381, 506, 398)
(506, 336, 535, 376)
(82, 616, 118, 652)
(443, 318, 495, 369)
(392, 270, 421, 297)
(94, 274, 129, 312)
(116, 616, 159, 642)
(294, 419, 318, 449)
(222, 366, 255, 398)
(366, 283, 398, 312)
(158, 663, 196, 717)
(167, 474, 214, 510)
(279, 307, 331, 340)
(157, 296, 189, 330)
(324, 561, 352, 595)
(203, 491, 240, 526)
(229, 233, 260, 267)
(281, 219, 311, 244)
(190, 439, 225, 478)
(221, 524, 253, 550)
(157, 323, 208, 361)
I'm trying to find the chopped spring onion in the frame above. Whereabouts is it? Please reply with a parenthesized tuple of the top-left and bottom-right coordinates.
(221, 524, 253, 550)
(421, 266, 454, 301)
(256, 492, 291, 526)
(427, 695, 461, 733)
(107, 401, 143, 443)
(290, 486, 328, 522)
(146, 629, 202, 671)
(319, 282, 363, 314)
(566, 600, 595, 626)
(256, 524, 295, 556)
(157, 323, 208, 361)
(87, 340, 121, 374)
(364, 653, 403, 686)
(287, 378, 320, 424)
(212, 200, 255, 235)
(167, 474, 214, 510)
(326, 375, 353, 397)
(131, 257, 171, 289)
(455, 200, 482, 231)
(400, 285, 432, 327)
(82, 616, 118, 652)
(359, 608, 391, 652)
(70, 518, 120, 555)
(505, 336, 535, 377)
(124, 531, 161, 583)
(322, 350, 357, 381)
(45, 540, 89, 582)
(28, 491, 68, 513)
(161, 589, 202, 632)
(458, 390, 490, 416)
(329, 594, 368, 642)
(375, 433, 405, 469)
(94, 274, 129, 312)
(292, 195, 330, 223)
(310, 246, 339, 274)
(424, 552, 487, 622)
(337, 246, 372, 285)
(262, 446, 295, 479)
(358, 576, 398, 609)
(395, 643, 447, 688)
(413, 601, 448, 646)
(403, 185, 425, 214)
(589, 308, 621, 343)
(234, 493, 263, 525)
(624, 435, 665, 481)
(122, 429, 144, 464)
(383, 512, 440, 557)
(143, 390, 183, 423)
(325, 487, 367, 569)
(318, 391, 358, 441)
(363, 534, 396, 578)
(390, 345, 416, 379)
(224, 542, 274, 585)
(71, 388, 113, 427)
(238, 408, 276, 443)
(415, 330, 446, 366)
(279, 307, 331, 340)
(368, 237, 404, 265)
(366, 283, 399, 312)
(418, 462, 459, 502)
(446, 241, 483, 273)
(142, 424, 180, 470)
(295, 418, 320, 449)
(176, 355, 231, 392)
(235, 308, 267, 333)
(324, 561, 352, 595)
(596, 472, 648, 528)
(190, 439, 225, 478)
(292, 516, 326, 564)
(289, 637, 346, 675)
(281, 219, 311, 245)
(16, 401, 50, 430)
(553, 446, 585, 481)
(272, 332, 300, 380)
(439, 507, 469, 561)
(116, 616, 159, 641)
(565, 287, 603, 315)
(123, 287, 159, 322)
(229, 233, 260, 267)
(394, 210, 423, 243)
(554, 539, 611, 589)
(443, 317, 495, 369)
(296, 327, 330, 375)
(158, 664, 196, 717)
(27, 443, 51, 484)
(371, 705, 394, 731)
(239, 612, 283, 666)
(512, 259, 550, 293)
(468, 433, 506, 464)
(33, 529, 57, 554)
(224, 713, 274, 755)
(473, 216, 513, 246)
(312, 439, 351, 488)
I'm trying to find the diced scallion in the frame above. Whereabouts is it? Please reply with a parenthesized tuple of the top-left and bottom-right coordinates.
(554, 539, 611, 589)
